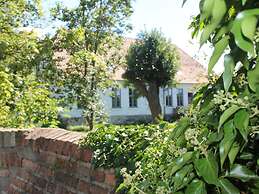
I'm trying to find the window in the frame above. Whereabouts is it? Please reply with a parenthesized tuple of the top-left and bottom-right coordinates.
(177, 88, 184, 106)
(165, 88, 173, 107)
(112, 88, 121, 108)
(129, 88, 138, 107)
(188, 92, 193, 104)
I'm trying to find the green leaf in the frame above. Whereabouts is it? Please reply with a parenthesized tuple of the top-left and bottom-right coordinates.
(231, 9, 259, 57)
(219, 178, 240, 194)
(239, 152, 254, 160)
(227, 164, 259, 182)
(228, 141, 240, 166)
(241, 16, 258, 41)
(234, 109, 249, 141)
(251, 188, 259, 194)
(213, 25, 230, 42)
(207, 131, 223, 144)
(166, 152, 193, 177)
(200, 0, 214, 20)
(194, 152, 219, 185)
(242, 0, 247, 5)
(200, 0, 227, 44)
(185, 179, 207, 194)
(208, 36, 229, 74)
(218, 105, 241, 130)
(223, 55, 235, 92)
(248, 64, 259, 92)
(170, 117, 190, 140)
(173, 164, 194, 191)
(219, 120, 237, 168)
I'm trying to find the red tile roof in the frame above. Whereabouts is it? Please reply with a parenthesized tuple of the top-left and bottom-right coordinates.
(54, 38, 208, 84)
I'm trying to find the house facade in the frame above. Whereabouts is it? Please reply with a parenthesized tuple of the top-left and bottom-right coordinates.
(99, 82, 195, 123)
(59, 38, 208, 124)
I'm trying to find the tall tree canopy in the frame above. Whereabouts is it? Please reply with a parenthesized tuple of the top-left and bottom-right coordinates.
(124, 29, 179, 121)
(0, 0, 59, 127)
(52, 0, 133, 130)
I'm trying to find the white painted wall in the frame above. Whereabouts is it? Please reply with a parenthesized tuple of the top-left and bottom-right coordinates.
(101, 82, 196, 117)
(60, 81, 198, 120)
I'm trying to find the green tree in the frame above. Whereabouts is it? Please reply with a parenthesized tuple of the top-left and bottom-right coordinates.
(124, 29, 179, 121)
(51, 0, 133, 130)
(0, 0, 59, 128)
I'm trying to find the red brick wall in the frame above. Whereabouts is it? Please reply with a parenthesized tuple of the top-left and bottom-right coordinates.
(0, 128, 116, 194)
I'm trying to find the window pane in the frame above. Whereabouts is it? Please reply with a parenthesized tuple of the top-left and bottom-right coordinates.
(165, 88, 172, 107)
(188, 92, 193, 104)
(129, 88, 138, 107)
(112, 88, 121, 108)
(177, 88, 183, 106)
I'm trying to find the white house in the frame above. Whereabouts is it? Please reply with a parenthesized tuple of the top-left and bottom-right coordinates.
(61, 38, 208, 124)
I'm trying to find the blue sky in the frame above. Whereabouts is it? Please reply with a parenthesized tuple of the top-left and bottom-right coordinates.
(40, 0, 222, 73)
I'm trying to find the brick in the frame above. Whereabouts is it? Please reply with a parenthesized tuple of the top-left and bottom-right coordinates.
(70, 144, 82, 160)
(77, 162, 91, 178)
(54, 158, 77, 174)
(89, 185, 109, 194)
(55, 184, 71, 194)
(46, 182, 56, 193)
(22, 159, 38, 171)
(81, 149, 92, 162)
(105, 171, 116, 187)
(12, 177, 26, 189)
(3, 131, 16, 147)
(31, 175, 47, 189)
(4, 152, 21, 167)
(38, 151, 56, 164)
(16, 169, 32, 181)
(90, 169, 105, 182)
(37, 165, 53, 177)
(0, 169, 10, 177)
(78, 180, 90, 193)
(54, 171, 79, 188)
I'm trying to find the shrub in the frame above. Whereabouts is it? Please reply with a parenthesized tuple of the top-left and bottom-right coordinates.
(80, 122, 175, 183)
(67, 125, 90, 132)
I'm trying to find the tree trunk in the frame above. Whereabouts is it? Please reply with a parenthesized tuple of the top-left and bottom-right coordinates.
(133, 81, 162, 122)
(146, 83, 162, 122)
(86, 115, 94, 130)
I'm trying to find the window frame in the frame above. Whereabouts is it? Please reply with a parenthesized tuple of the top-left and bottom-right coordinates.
(188, 92, 193, 104)
(177, 88, 184, 107)
(129, 88, 138, 108)
(165, 88, 173, 107)
(111, 88, 121, 109)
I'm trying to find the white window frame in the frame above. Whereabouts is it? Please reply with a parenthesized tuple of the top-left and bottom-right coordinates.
(165, 88, 173, 107)
(111, 88, 121, 108)
(129, 88, 138, 108)
(177, 88, 184, 107)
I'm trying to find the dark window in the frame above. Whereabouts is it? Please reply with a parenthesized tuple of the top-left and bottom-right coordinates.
(188, 92, 193, 104)
(165, 88, 173, 107)
(129, 88, 138, 107)
(177, 88, 184, 106)
(112, 88, 121, 108)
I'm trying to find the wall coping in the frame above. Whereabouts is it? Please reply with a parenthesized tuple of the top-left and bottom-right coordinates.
(0, 128, 87, 148)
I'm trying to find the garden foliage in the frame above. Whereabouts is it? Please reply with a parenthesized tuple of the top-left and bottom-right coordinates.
(0, 0, 59, 128)
(83, 0, 259, 193)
